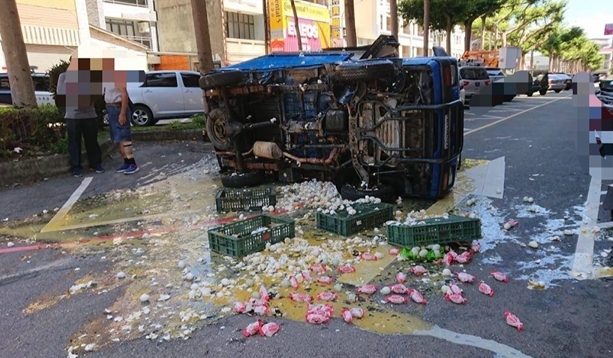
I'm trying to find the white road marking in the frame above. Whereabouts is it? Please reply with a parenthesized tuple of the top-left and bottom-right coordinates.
(41, 177, 93, 233)
(414, 326, 532, 358)
(570, 171, 601, 279)
(465, 97, 566, 136)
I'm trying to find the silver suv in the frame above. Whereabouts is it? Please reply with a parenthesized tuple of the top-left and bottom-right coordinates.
(459, 66, 491, 104)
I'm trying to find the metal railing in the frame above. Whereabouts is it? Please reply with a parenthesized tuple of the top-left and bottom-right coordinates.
(103, 0, 149, 8)
(121, 35, 152, 48)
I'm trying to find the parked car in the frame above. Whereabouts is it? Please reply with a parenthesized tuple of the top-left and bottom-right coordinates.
(459, 66, 491, 105)
(0, 73, 54, 106)
(552, 72, 572, 90)
(127, 70, 204, 126)
(198, 35, 464, 200)
(547, 74, 567, 93)
(485, 67, 505, 82)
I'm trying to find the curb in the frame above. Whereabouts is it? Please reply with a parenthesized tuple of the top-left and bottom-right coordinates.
(0, 139, 115, 186)
(0, 128, 207, 186)
(131, 128, 205, 142)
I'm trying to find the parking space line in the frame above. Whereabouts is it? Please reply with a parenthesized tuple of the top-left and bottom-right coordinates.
(41, 177, 93, 233)
(570, 171, 601, 279)
(465, 97, 566, 136)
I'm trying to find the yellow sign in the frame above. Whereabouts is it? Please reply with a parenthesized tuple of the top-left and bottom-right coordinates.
(332, 6, 340, 16)
(332, 28, 341, 39)
(268, 0, 332, 52)
(282, 0, 330, 23)
(332, 17, 341, 27)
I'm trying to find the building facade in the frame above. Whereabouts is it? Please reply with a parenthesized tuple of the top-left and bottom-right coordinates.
(332, 0, 465, 58)
(155, 0, 266, 68)
(0, 0, 151, 74)
(85, 0, 159, 51)
(0, 0, 81, 73)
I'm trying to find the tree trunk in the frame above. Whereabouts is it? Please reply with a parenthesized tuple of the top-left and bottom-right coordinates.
(530, 50, 534, 69)
(0, 0, 36, 108)
(423, 0, 430, 55)
(445, 20, 452, 56)
(518, 51, 525, 70)
(263, 0, 269, 54)
(480, 15, 486, 50)
(344, 0, 357, 47)
(390, 0, 398, 40)
(548, 50, 553, 71)
(290, 0, 302, 51)
(463, 18, 476, 52)
(190, 0, 215, 73)
(500, 31, 506, 48)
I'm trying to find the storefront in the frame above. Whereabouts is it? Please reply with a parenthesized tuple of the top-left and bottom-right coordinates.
(268, 0, 331, 52)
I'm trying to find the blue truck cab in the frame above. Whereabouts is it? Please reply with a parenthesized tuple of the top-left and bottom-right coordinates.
(199, 35, 463, 200)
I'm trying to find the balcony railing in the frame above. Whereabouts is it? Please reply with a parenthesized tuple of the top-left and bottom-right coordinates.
(121, 35, 152, 48)
(103, 0, 149, 7)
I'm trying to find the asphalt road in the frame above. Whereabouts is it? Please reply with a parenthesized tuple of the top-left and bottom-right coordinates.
(1, 90, 612, 358)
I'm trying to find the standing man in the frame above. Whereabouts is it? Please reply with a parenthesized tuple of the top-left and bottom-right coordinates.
(103, 59, 139, 174)
(56, 55, 104, 177)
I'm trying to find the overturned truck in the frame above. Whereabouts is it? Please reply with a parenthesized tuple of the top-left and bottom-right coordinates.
(199, 36, 464, 201)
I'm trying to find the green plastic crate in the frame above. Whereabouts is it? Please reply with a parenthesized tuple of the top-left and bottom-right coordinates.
(386, 215, 481, 248)
(208, 214, 295, 258)
(215, 186, 276, 212)
(316, 203, 394, 237)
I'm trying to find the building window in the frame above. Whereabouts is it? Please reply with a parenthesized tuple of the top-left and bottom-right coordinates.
(225, 12, 255, 40)
(386, 16, 391, 31)
(106, 18, 136, 37)
(105, 18, 153, 48)
(103, 0, 149, 7)
(380, 15, 384, 30)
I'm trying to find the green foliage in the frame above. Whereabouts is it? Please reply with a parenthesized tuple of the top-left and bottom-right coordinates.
(191, 113, 206, 126)
(46, 60, 69, 98)
(0, 105, 66, 159)
(399, 0, 508, 51)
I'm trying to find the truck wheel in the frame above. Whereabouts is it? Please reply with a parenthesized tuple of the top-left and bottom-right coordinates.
(539, 89, 547, 96)
(334, 60, 395, 83)
(221, 171, 264, 188)
(199, 70, 244, 91)
(340, 184, 396, 203)
(206, 108, 232, 150)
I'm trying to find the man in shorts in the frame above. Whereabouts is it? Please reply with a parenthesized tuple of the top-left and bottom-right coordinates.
(103, 60, 139, 174)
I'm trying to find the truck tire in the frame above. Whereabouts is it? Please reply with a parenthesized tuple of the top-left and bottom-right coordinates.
(199, 70, 245, 91)
(334, 60, 395, 83)
(221, 170, 264, 188)
(206, 108, 232, 150)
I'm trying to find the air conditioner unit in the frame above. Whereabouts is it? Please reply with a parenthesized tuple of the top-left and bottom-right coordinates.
(138, 22, 150, 33)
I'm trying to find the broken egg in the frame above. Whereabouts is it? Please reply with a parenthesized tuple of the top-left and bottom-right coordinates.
(380, 286, 391, 295)
(528, 241, 539, 249)
(139, 294, 150, 303)
(442, 269, 452, 276)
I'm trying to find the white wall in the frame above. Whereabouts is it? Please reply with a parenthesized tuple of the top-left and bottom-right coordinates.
(103, 3, 157, 22)
(224, 0, 262, 15)
(86, 37, 148, 70)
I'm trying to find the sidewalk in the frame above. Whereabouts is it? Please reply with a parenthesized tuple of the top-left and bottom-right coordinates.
(0, 138, 211, 222)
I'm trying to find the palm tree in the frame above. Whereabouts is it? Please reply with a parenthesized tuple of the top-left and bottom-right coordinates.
(345, 0, 357, 47)
(0, 0, 37, 108)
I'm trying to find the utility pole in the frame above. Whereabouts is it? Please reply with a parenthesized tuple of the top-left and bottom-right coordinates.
(190, 0, 215, 73)
(0, 0, 37, 108)
(390, 0, 398, 40)
(344, 0, 356, 47)
(423, 0, 430, 56)
(290, 0, 302, 51)
(263, 0, 270, 54)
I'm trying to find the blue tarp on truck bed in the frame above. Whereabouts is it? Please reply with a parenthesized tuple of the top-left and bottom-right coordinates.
(217, 52, 355, 72)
